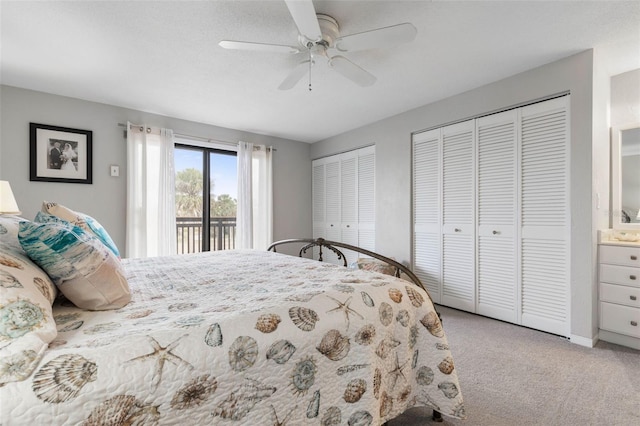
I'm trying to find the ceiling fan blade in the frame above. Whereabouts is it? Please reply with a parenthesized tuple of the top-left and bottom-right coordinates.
(285, 0, 322, 42)
(330, 56, 376, 87)
(334, 23, 417, 52)
(278, 60, 311, 90)
(219, 40, 300, 54)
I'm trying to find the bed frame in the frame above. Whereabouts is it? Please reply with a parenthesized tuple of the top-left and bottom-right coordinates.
(267, 237, 444, 423)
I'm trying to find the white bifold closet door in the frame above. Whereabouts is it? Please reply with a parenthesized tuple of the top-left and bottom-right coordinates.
(442, 120, 476, 311)
(519, 97, 569, 336)
(476, 110, 518, 323)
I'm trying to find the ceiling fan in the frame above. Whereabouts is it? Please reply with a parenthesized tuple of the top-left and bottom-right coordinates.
(219, 0, 417, 90)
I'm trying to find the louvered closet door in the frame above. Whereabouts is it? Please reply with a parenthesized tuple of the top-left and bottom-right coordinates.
(312, 160, 326, 259)
(324, 159, 342, 264)
(520, 96, 569, 336)
(476, 110, 518, 322)
(413, 129, 441, 302)
(341, 153, 358, 264)
(358, 146, 376, 254)
(442, 120, 475, 311)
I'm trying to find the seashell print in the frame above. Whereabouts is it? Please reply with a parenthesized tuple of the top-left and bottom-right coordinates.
(174, 315, 205, 328)
(408, 325, 419, 349)
(255, 313, 281, 333)
(379, 302, 393, 326)
(379, 391, 393, 417)
(388, 288, 403, 303)
(171, 374, 218, 409)
(420, 312, 444, 337)
(266, 339, 296, 364)
(405, 286, 425, 307)
(416, 366, 434, 386)
(213, 378, 276, 421)
(360, 291, 375, 307)
(348, 410, 373, 426)
(343, 378, 367, 403)
(289, 306, 319, 331)
(333, 283, 355, 293)
(316, 329, 350, 361)
(452, 401, 466, 418)
(0, 270, 21, 288)
(49, 339, 67, 349)
(375, 335, 401, 359)
(354, 324, 376, 345)
(438, 382, 459, 399)
(0, 299, 45, 339)
(438, 356, 455, 375)
(291, 356, 317, 396)
(168, 302, 198, 312)
(396, 309, 410, 327)
(0, 254, 23, 269)
(286, 291, 322, 303)
(307, 389, 320, 418)
(0, 224, 6, 234)
(337, 363, 369, 376)
(373, 368, 382, 399)
(228, 336, 259, 372)
(398, 385, 412, 402)
(54, 313, 81, 324)
(58, 321, 84, 332)
(83, 322, 121, 335)
(412, 349, 419, 369)
(321, 406, 342, 426)
(436, 342, 450, 350)
(33, 277, 54, 303)
(126, 309, 153, 319)
(412, 389, 440, 411)
(0, 349, 38, 382)
(32, 354, 97, 403)
(83, 394, 160, 426)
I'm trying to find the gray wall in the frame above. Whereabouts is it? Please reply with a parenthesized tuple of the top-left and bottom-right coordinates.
(311, 50, 609, 342)
(0, 85, 312, 256)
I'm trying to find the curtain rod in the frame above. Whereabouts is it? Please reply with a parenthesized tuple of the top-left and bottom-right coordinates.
(117, 123, 276, 151)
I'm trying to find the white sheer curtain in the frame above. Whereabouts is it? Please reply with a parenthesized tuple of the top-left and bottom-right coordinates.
(126, 122, 176, 258)
(236, 141, 273, 250)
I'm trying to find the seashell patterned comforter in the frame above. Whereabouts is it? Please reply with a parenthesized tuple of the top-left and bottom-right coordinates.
(0, 250, 465, 424)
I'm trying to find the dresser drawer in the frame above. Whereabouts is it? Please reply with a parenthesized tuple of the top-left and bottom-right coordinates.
(600, 302, 640, 338)
(600, 283, 640, 308)
(599, 264, 640, 287)
(600, 245, 640, 267)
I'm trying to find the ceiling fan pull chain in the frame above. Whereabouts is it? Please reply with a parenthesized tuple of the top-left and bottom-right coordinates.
(308, 49, 312, 91)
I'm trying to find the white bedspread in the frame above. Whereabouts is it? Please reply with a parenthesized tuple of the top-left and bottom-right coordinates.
(0, 250, 465, 424)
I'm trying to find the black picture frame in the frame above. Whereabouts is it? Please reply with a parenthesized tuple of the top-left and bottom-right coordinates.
(30, 123, 93, 184)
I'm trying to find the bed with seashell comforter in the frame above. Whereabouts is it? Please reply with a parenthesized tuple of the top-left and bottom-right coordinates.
(1, 248, 465, 425)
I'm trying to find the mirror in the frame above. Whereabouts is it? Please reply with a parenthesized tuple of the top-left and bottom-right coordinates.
(612, 124, 640, 229)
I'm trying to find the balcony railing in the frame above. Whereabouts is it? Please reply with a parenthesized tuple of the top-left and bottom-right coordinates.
(176, 217, 236, 254)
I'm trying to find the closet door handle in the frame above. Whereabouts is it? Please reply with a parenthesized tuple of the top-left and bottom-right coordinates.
(631, 275, 637, 281)
(492, 230, 499, 235)
(454, 228, 461, 233)
(631, 295, 637, 301)
(631, 255, 638, 261)
(631, 321, 638, 327)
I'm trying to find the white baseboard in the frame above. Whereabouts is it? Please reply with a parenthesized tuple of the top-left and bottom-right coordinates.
(569, 334, 597, 348)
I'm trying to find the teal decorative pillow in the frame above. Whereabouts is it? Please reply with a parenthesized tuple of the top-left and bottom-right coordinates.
(41, 201, 120, 258)
(18, 221, 130, 311)
(0, 240, 57, 384)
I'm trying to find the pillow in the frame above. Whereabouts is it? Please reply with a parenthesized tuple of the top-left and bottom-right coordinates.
(0, 238, 58, 384)
(18, 220, 130, 311)
(350, 257, 397, 276)
(41, 201, 120, 258)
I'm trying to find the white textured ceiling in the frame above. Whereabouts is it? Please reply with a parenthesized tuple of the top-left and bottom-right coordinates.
(2, 1, 639, 143)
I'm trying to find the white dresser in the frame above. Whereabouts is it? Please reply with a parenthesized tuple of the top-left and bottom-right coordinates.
(598, 231, 640, 350)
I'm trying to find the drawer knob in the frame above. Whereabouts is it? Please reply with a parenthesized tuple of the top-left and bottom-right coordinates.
(455, 228, 461, 232)
(631, 255, 638, 261)
(492, 230, 499, 235)
(631, 275, 637, 281)
(632, 321, 638, 327)
(632, 295, 638, 301)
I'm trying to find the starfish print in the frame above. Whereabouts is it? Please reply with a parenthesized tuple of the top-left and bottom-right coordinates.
(387, 351, 409, 391)
(127, 335, 193, 391)
(326, 295, 364, 330)
(270, 404, 297, 426)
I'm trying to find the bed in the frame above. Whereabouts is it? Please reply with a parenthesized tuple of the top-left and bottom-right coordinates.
(1, 213, 465, 425)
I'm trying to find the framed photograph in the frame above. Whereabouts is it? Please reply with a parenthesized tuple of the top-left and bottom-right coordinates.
(30, 123, 93, 184)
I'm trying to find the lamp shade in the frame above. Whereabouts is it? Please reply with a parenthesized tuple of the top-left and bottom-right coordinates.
(0, 181, 21, 214)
